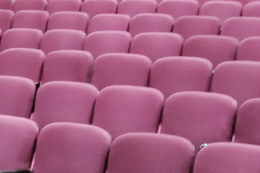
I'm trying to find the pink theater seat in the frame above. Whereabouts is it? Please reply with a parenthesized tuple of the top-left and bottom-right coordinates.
(234, 98, 260, 145)
(236, 36, 260, 61)
(40, 29, 85, 55)
(193, 143, 260, 173)
(161, 91, 237, 152)
(197, 0, 225, 6)
(117, 0, 157, 18)
(47, 11, 89, 32)
(12, 10, 49, 32)
(129, 13, 174, 37)
(87, 14, 130, 34)
(41, 50, 93, 84)
(80, 0, 118, 19)
(1, 28, 43, 52)
(0, 115, 38, 171)
(12, 0, 47, 12)
(173, 16, 221, 41)
(0, 9, 14, 33)
(0, 0, 13, 10)
(211, 61, 260, 107)
(0, 76, 35, 118)
(31, 81, 98, 129)
(243, 1, 260, 17)
(0, 48, 45, 83)
(107, 133, 195, 173)
(157, 0, 199, 20)
(92, 85, 164, 140)
(32, 123, 111, 173)
(227, 0, 257, 6)
(182, 35, 239, 68)
(84, 31, 132, 60)
(130, 32, 183, 63)
(46, 0, 81, 15)
(199, 1, 243, 24)
(221, 17, 260, 42)
(91, 53, 151, 90)
(149, 57, 212, 99)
